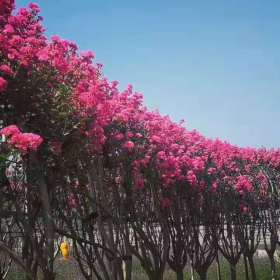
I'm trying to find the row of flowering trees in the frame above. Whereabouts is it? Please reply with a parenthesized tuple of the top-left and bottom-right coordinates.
(0, 1, 280, 280)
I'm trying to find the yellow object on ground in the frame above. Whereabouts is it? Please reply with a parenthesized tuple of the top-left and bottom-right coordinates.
(60, 241, 70, 260)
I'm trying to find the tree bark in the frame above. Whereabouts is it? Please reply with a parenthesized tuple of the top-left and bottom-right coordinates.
(230, 263, 237, 280)
(146, 270, 164, 280)
(39, 177, 55, 280)
(122, 256, 132, 280)
(198, 269, 207, 280)
(269, 255, 276, 280)
(42, 274, 55, 280)
(248, 255, 256, 280)
(190, 265, 195, 280)
(216, 254, 222, 280)
(243, 255, 249, 280)
(176, 269, 184, 280)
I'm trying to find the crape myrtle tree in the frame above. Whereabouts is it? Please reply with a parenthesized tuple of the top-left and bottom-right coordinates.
(187, 183, 219, 280)
(236, 163, 268, 280)
(164, 133, 220, 280)
(166, 182, 190, 280)
(1, 1, 280, 280)
(0, 1, 102, 279)
(69, 78, 153, 280)
(209, 144, 247, 280)
(183, 138, 219, 280)
(257, 150, 280, 280)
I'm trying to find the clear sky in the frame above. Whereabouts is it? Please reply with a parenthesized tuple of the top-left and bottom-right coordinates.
(16, 0, 280, 148)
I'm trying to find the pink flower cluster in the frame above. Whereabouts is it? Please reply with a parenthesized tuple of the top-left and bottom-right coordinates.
(0, 77, 7, 92)
(0, 64, 13, 76)
(0, 0, 15, 26)
(235, 175, 253, 194)
(0, 124, 20, 136)
(0, 3, 46, 68)
(0, 125, 43, 153)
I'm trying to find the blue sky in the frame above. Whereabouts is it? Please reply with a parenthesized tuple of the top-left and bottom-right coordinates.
(17, 0, 280, 148)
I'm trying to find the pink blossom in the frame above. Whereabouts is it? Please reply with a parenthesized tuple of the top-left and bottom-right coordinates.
(236, 175, 253, 193)
(4, 24, 14, 34)
(135, 133, 143, 139)
(114, 133, 124, 141)
(51, 35, 61, 42)
(211, 181, 219, 192)
(187, 170, 198, 187)
(207, 167, 216, 176)
(127, 132, 133, 138)
(0, 64, 13, 76)
(10, 133, 43, 152)
(28, 3, 40, 13)
(157, 151, 166, 161)
(0, 77, 7, 92)
(0, 125, 21, 137)
(151, 135, 161, 144)
(37, 48, 49, 61)
(0, 0, 15, 21)
(191, 157, 205, 172)
(81, 51, 95, 62)
(123, 141, 134, 151)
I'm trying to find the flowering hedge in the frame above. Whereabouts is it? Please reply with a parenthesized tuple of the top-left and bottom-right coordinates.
(0, 1, 280, 280)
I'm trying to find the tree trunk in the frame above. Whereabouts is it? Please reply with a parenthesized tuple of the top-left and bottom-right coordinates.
(147, 270, 164, 280)
(248, 255, 256, 280)
(230, 263, 236, 280)
(36, 162, 54, 279)
(190, 265, 195, 280)
(112, 257, 124, 280)
(176, 269, 184, 280)
(197, 269, 207, 280)
(216, 254, 222, 280)
(42, 273, 55, 280)
(122, 256, 132, 280)
(243, 255, 249, 280)
(39, 178, 55, 279)
(269, 255, 276, 280)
